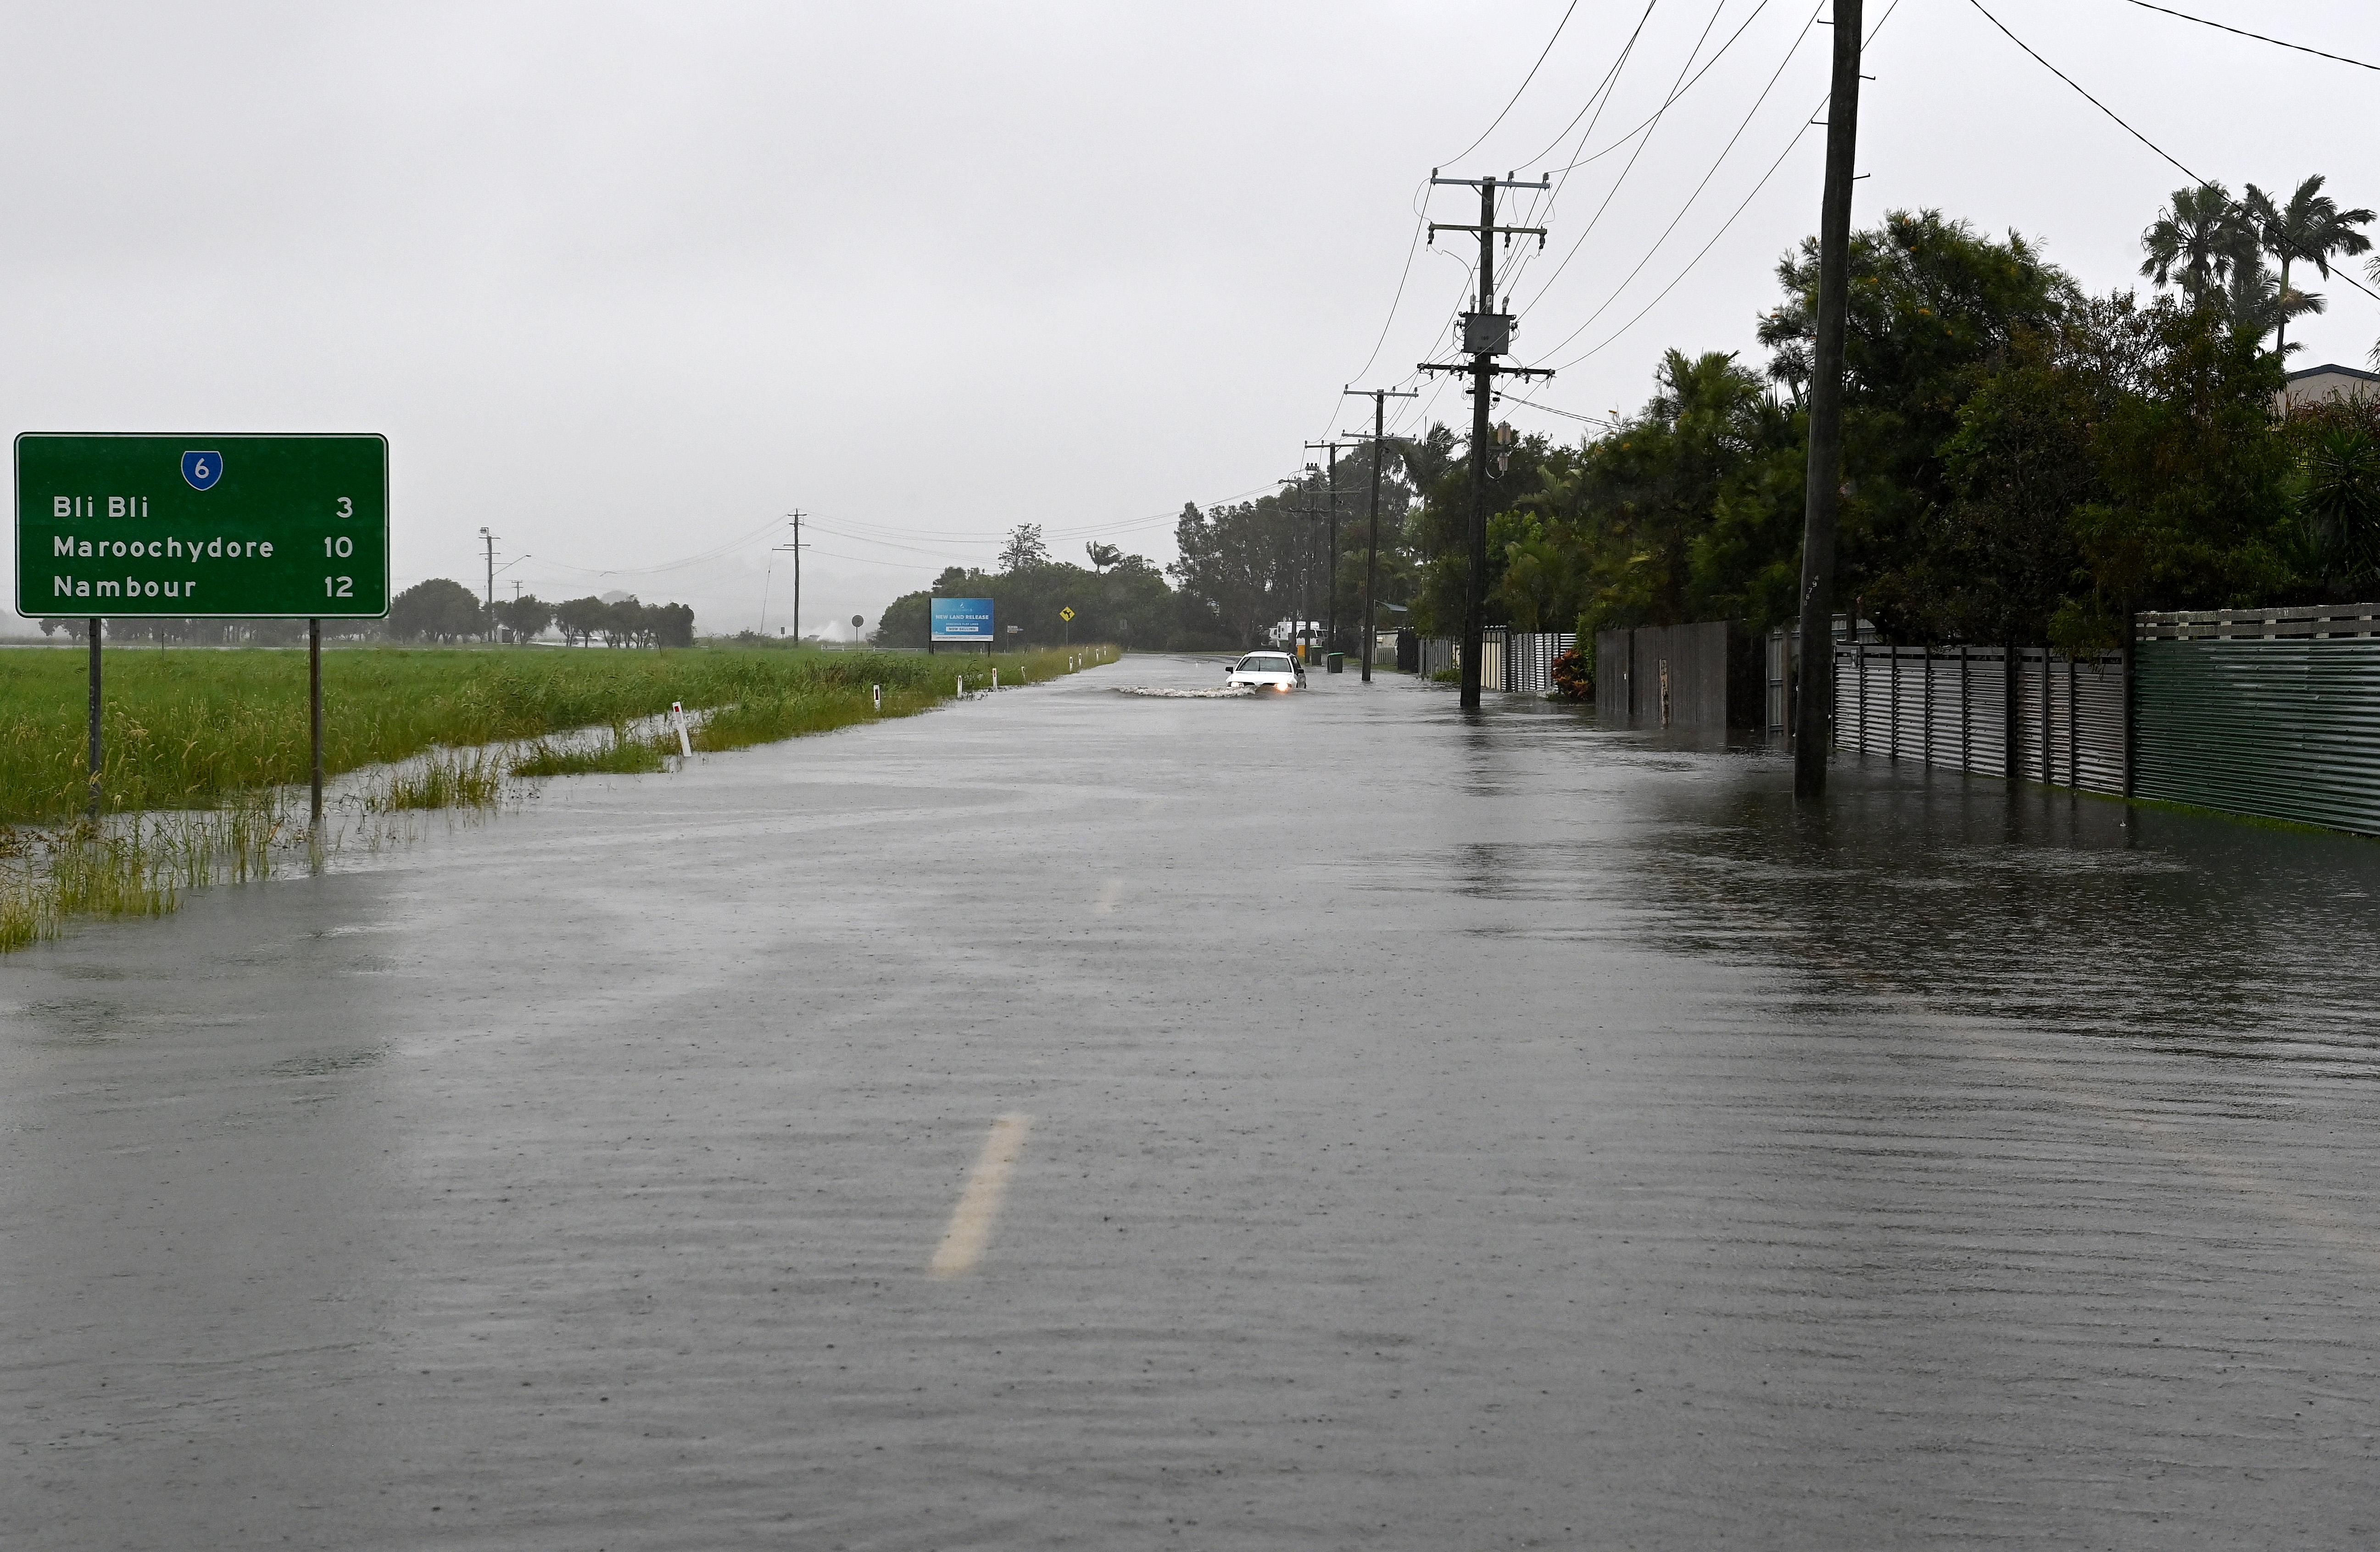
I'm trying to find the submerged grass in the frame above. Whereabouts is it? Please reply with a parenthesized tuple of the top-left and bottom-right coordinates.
(511, 731, 668, 778)
(0, 644, 1115, 949)
(0, 794, 297, 951)
(362, 751, 507, 812)
(0, 643, 1109, 825)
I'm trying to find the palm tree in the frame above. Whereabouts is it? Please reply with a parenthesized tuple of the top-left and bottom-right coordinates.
(2141, 182, 2254, 305)
(2241, 176, 2374, 358)
(2223, 256, 2321, 348)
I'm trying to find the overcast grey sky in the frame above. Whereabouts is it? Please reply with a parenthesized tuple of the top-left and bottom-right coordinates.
(5, 1, 2376, 637)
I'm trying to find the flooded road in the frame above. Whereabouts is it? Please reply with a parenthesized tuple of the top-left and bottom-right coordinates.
(6, 654, 2379, 1548)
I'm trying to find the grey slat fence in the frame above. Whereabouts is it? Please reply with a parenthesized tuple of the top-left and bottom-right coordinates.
(1413, 629, 1572, 692)
(2133, 606, 2380, 834)
(1505, 631, 1575, 694)
(1831, 643, 2126, 795)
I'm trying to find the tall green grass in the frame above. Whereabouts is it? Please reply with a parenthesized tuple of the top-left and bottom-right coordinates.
(0, 643, 1114, 948)
(0, 643, 1104, 824)
(0, 797, 293, 951)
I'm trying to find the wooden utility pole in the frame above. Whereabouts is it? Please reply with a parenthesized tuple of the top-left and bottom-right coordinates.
(1420, 171, 1551, 710)
(1343, 387, 1418, 682)
(789, 509, 805, 645)
(1289, 474, 1327, 663)
(1304, 441, 1347, 662)
(1792, 1, 1865, 798)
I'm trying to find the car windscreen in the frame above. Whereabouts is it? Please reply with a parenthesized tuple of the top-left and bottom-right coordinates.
(1242, 656, 1291, 671)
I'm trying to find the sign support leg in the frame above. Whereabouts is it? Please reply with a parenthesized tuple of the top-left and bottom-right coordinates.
(86, 617, 102, 821)
(309, 619, 324, 829)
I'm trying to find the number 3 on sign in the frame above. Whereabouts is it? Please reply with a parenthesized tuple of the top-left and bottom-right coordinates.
(334, 496, 353, 518)
(325, 576, 353, 598)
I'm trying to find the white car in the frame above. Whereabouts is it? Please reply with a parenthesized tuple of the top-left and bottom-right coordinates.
(1225, 651, 1305, 691)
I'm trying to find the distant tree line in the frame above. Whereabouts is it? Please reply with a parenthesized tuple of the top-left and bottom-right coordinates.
(875, 527, 1247, 650)
(382, 579, 692, 646)
(44, 581, 700, 648)
(873, 453, 1421, 654)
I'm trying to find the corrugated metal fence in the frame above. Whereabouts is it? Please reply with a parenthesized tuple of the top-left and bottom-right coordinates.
(1831, 644, 2127, 795)
(1412, 630, 1573, 692)
(1505, 632, 1575, 693)
(2133, 606, 2380, 834)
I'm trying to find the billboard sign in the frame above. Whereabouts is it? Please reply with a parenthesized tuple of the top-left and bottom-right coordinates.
(16, 433, 390, 619)
(930, 596, 993, 642)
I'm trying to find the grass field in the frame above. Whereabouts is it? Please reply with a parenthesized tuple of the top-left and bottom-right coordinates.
(0, 641, 1114, 951)
(0, 642, 1103, 825)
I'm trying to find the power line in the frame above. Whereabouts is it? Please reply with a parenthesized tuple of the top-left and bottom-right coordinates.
(1538, 0, 1906, 372)
(1967, 0, 2380, 306)
(1490, 389, 1619, 428)
(1512, 0, 1665, 172)
(1509, 0, 1801, 311)
(1338, 216, 1429, 388)
(535, 511, 804, 576)
(1541, 122, 1814, 371)
(1518, 1, 1824, 344)
(2116, 0, 2380, 72)
(1324, 0, 1653, 441)
(1504, 0, 1739, 317)
(1538, 0, 1779, 176)
(1441, 0, 1584, 165)
(1964, 0, 2204, 184)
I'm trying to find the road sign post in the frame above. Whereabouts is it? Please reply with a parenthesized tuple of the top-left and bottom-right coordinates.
(15, 434, 390, 826)
(1059, 604, 1074, 645)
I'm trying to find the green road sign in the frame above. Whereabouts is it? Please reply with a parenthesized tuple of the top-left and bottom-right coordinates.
(15, 433, 389, 619)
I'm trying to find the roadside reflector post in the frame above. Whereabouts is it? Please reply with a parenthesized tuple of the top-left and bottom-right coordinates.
(992, 668, 999, 691)
(873, 684, 883, 712)
(671, 701, 692, 757)
(957, 676, 964, 697)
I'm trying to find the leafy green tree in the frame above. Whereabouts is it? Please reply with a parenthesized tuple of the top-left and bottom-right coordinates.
(553, 596, 609, 646)
(389, 578, 487, 643)
(1762, 210, 2078, 641)
(1170, 497, 1299, 645)
(2285, 395, 2380, 594)
(492, 594, 552, 644)
(2068, 299, 2293, 628)
(998, 523, 1048, 572)
(600, 598, 652, 647)
(648, 601, 696, 647)
(1571, 349, 1782, 631)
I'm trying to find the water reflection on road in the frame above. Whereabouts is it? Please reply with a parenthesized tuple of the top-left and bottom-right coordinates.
(1629, 737, 2380, 1065)
(5, 660, 2379, 1550)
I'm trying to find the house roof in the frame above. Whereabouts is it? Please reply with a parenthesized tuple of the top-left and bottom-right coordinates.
(2285, 362, 2380, 384)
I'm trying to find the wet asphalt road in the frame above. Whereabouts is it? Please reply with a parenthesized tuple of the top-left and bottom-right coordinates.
(6, 653, 2380, 1549)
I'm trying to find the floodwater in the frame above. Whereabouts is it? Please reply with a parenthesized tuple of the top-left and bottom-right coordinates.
(5, 654, 2379, 1549)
